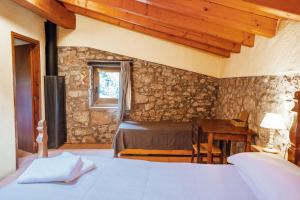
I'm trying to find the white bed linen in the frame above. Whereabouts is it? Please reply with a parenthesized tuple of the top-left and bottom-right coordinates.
(0, 152, 257, 200)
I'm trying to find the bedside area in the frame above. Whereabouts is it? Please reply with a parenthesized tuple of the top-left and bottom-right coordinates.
(251, 145, 287, 160)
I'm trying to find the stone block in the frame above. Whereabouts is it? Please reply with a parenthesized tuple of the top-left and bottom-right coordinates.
(73, 112, 89, 124)
(91, 111, 116, 126)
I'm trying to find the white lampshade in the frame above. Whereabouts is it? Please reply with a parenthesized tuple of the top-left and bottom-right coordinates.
(260, 113, 286, 130)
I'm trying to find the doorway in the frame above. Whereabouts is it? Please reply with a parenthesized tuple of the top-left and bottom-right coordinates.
(11, 32, 41, 155)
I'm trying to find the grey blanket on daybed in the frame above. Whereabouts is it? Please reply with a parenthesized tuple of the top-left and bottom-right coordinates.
(113, 121, 193, 157)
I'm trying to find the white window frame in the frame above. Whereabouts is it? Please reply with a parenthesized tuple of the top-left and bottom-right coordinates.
(89, 62, 121, 109)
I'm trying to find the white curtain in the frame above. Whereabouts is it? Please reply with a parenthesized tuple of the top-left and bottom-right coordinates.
(118, 61, 131, 122)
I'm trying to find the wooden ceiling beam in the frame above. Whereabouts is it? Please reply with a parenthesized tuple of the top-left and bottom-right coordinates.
(209, 0, 300, 21)
(64, 4, 231, 57)
(68, 0, 255, 47)
(12, 0, 76, 29)
(184, 32, 241, 53)
(60, 0, 241, 53)
(136, 0, 278, 37)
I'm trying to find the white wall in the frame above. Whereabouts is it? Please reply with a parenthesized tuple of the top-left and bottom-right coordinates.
(0, 0, 45, 179)
(58, 15, 222, 78)
(220, 20, 300, 78)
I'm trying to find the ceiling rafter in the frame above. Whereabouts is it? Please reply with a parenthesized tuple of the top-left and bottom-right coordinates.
(63, 3, 231, 57)
(209, 0, 300, 21)
(12, 0, 76, 29)
(136, 0, 279, 37)
(68, 0, 255, 47)
(60, 0, 242, 53)
(184, 32, 241, 53)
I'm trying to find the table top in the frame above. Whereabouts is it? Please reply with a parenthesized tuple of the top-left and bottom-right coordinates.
(198, 119, 257, 135)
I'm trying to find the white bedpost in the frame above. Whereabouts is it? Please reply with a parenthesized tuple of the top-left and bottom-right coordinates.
(36, 120, 48, 158)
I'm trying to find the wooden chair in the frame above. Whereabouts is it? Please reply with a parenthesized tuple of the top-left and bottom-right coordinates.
(191, 118, 222, 163)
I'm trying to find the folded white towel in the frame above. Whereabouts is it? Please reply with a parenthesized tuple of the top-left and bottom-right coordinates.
(60, 152, 96, 182)
(17, 153, 82, 184)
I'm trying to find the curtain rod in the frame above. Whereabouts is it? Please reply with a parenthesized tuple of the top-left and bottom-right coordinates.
(88, 59, 133, 61)
(87, 60, 133, 66)
(88, 59, 133, 62)
(87, 60, 133, 67)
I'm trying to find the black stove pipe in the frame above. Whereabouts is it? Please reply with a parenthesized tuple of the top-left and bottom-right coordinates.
(44, 20, 66, 149)
(45, 21, 58, 76)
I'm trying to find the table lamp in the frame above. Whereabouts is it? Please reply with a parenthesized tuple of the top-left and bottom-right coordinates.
(260, 113, 286, 154)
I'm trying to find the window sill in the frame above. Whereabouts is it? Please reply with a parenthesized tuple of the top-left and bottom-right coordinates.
(89, 106, 118, 110)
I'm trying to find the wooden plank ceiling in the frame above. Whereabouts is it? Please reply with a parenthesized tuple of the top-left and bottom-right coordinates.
(13, 0, 300, 57)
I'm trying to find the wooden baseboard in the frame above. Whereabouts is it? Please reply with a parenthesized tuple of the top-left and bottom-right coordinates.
(120, 155, 191, 162)
(119, 149, 192, 156)
(120, 155, 221, 163)
(60, 143, 112, 149)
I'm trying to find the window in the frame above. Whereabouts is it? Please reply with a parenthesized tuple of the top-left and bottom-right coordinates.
(89, 62, 121, 108)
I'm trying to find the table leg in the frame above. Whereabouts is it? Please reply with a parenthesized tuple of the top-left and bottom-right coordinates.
(226, 141, 231, 157)
(245, 135, 252, 152)
(197, 140, 201, 163)
(191, 148, 195, 163)
(207, 133, 213, 164)
(224, 141, 231, 163)
(220, 141, 225, 164)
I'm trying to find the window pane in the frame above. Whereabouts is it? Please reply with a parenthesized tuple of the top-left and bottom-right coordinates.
(99, 71, 119, 99)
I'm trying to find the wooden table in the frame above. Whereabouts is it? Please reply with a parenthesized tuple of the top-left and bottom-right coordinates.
(198, 119, 257, 164)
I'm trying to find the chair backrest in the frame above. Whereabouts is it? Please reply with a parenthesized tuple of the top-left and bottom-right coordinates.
(239, 111, 249, 122)
(192, 118, 207, 144)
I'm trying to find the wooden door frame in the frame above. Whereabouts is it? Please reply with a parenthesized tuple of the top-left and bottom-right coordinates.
(11, 32, 41, 156)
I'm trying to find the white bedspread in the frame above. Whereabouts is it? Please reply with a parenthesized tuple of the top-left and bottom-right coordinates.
(0, 152, 257, 200)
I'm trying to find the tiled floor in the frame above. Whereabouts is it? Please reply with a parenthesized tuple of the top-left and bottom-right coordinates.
(60, 143, 112, 149)
(17, 144, 193, 163)
(60, 144, 193, 163)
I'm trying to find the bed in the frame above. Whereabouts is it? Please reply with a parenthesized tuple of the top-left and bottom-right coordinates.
(113, 121, 193, 157)
(0, 91, 300, 200)
(1, 152, 258, 200)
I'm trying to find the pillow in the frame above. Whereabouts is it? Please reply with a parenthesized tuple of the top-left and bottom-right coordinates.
(228, 152, 300, 200)
(17, 154, 83, 184)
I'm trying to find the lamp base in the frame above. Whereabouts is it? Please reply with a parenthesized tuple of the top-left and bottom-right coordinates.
(262, 147, 279, 154)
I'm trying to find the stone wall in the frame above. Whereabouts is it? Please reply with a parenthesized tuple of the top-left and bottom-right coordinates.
(216, 75, 300, 152)
(58, 46, 300, 153)
(58, 47, 218, 144)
